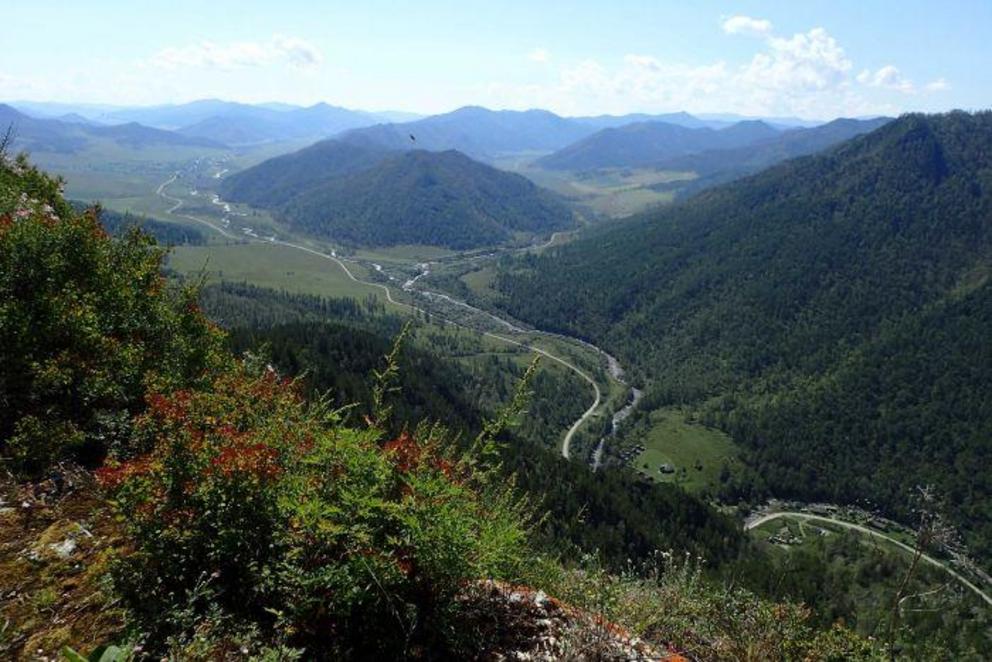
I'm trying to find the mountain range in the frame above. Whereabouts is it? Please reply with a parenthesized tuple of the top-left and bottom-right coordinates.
(336, 106, 598, 159)
(535, 117, 891, 175)
(217, 105, 894, 248)
(8, 99, 414, 147)
(535, 119, 783, 170)
(0, 103, 224, 153)
(335, 107, 817, 161)
(6, 98, 837, 160)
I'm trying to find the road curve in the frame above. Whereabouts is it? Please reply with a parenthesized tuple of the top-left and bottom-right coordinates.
(156, 174, 242, 241)
(157, 173, 602, 458)
(747, 511, 992, 607)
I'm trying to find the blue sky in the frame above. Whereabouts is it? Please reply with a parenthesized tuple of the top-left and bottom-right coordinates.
(2, 0, 988, 119)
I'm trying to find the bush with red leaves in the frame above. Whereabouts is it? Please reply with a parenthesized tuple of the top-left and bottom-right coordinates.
(100, 363, 533, 657)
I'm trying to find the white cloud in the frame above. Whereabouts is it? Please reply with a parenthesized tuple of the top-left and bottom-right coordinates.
(742, 28, 852, 92)
(528, 48, 550, 63)
(858, 64, 915, 93)
(480, 24, 884, 118)
(722, 15, 773, 38)
(478, 12, 960, 119)
(150, 35, 322, 71)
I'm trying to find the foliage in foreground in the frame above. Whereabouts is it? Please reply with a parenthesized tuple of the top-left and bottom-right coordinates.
(541, 552, 886, 661)
(99, 357, 535, 658)
(0, 152, 224, 476)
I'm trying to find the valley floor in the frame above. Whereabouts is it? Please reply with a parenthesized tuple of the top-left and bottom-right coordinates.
(154, 166, 630, 460)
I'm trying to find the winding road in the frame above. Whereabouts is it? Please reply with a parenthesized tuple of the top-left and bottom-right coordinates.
(156, 172, 608, 459)
(747, 511, 992, 607)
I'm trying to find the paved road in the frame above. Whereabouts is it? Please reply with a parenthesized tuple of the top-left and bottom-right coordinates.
(157, 173, 605, 458)
(747, 511, 992, 607)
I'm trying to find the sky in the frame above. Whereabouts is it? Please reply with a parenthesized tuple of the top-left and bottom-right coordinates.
(2, 0, 988, 119)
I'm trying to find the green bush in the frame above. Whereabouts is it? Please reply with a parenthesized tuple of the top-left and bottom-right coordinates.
(99, 360, 534, 657)
(0, 153, 225, 475)
(544, 552, 886, 661)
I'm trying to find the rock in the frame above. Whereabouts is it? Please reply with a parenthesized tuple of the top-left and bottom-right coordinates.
(50, 538, 77, 559)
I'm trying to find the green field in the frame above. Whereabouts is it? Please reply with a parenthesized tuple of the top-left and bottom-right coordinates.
(168, 242, 403, 310)
(629, 408, 742, 493)
(460, 266, 497, 297)
(352, 244, 458, 263)
(495, 160, 696, 219)
(30, 142, 226, 201)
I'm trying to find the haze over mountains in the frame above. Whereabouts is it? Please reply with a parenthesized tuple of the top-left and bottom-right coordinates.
(334, 106, 827, 161)
(7, 99, 401, 147)
(0, 103, 224, 153)
(535, 119, 783, 170)
(6, 97, 840, 156)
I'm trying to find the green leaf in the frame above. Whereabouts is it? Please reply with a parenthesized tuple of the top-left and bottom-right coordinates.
(61, 647, 88, 662)
(96, 645, 125, 662)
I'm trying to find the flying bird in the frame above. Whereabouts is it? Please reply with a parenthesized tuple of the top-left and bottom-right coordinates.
(409, 134, 416, 142)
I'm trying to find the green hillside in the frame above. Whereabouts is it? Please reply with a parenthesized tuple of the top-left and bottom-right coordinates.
(219, 139, 390, 207)
(227, 147, 575, 248)
(657, 117, 892, 196)
(494, 111, 992, 560)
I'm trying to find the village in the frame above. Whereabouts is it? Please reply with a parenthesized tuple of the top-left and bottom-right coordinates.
(746, 499, 909, 547)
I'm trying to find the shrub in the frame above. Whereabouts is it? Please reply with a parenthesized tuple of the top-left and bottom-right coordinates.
(543, 552, 886, 661)
(100, 359, 534, 657)
(0, 153, 226, 475)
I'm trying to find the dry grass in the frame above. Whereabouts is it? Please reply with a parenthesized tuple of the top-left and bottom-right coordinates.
(0, 468, 126, 660)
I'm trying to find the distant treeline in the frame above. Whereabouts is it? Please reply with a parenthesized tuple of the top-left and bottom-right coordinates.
(72, 200, 206, 245)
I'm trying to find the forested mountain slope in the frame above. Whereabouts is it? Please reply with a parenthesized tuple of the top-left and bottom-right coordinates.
(219, 139, 391, 207)
(657, 117, 892, 196)
(226, 147, 574, 248)
(494, 111, 992, 559)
